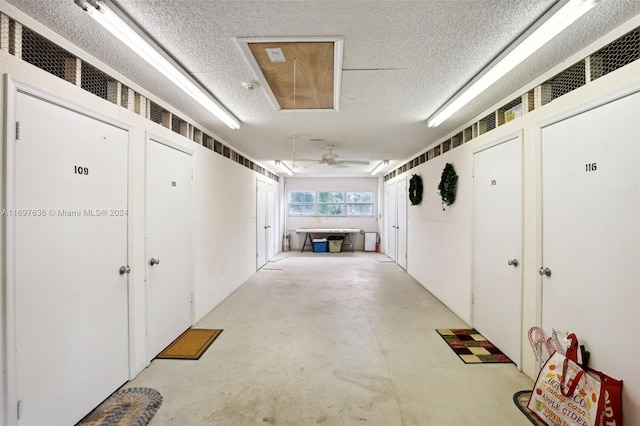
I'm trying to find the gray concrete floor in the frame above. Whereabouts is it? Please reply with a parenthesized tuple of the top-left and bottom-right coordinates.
(127, 252, 533, 425)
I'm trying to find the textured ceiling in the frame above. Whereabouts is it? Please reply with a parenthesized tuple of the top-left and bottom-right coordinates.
(4, 0, 640, 176)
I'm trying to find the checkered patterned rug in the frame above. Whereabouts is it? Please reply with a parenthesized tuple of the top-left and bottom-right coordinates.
(436, 328, 513, 364)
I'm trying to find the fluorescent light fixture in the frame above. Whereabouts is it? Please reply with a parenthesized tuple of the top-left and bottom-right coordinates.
(77, 0, 240, 129)
(275, 160, 294, 176)
(427, 0, 598, 127)
(371, 160, 389, 176)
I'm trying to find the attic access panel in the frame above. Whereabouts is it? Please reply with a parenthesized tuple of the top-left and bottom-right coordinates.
(238, 37, 344, 111)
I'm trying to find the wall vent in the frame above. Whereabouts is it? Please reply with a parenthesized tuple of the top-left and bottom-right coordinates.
(1, 14, 278, 182)
(80, 61, 116, 101)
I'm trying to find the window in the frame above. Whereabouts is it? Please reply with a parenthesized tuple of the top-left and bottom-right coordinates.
(346, 191, 374, 216)
(288, 191, 315, 215)
(318, 191, 344, 216)
(288, 191, 374, 216)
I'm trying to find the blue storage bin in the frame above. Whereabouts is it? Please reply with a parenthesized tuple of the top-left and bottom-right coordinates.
(313, 238, 328, 253)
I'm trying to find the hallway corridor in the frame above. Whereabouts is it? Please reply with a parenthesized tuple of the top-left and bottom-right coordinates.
(127, 253, 533, 425)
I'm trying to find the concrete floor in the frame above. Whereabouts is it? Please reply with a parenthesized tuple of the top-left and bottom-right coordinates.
(126, 252, 533, 425)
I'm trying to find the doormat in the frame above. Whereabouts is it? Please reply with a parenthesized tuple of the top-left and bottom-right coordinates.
(77, 387, 162, 426)
(436, 329, 513, 364)
(513, 390, 546, 426)
(156, 328, 223, 360)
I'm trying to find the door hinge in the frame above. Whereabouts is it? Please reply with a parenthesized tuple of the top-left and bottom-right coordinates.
(471, 295, 474, 305)
(191, 169, 194, 179)
(17, 400, 22, 420)
(15, 121, 21, 140)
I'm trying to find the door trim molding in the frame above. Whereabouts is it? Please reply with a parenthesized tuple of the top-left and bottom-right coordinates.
(3, 75, 134, 424)
(144, 133, 195, 364)
(534, 82, 640, 372)
(146, 132, 196, 156)
(538, 82, 640, 130)
(256, 177, 267, 270)
(472, 130, 522, 155)
(471, 132, 524, 369)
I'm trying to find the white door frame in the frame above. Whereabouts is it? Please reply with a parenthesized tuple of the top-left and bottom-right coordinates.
(144, 133, 195, 362)
(256, 178, 267, 269)
(385, 181, 397, 260)
(267, 182, 276, 261)
(397, 177, 408, 270)
(471, 130, 523, 368)
(534, 82, 640, 369)
(3, 76, 135, 425)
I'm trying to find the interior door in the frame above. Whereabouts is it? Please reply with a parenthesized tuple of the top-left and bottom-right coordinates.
(146, 140, 193, 359)
(13, 91, 129, 425)
(267, 182, 276, 260)
(541, 92, 639, 426)
(473, 135, 522, 365)
(257, 179, 267, 268)
(396, 178, 408, 269)
(386, 182, 397, 261)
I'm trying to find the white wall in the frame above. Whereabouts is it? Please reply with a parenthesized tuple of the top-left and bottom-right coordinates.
(0, 6, 279, 418)
(391, 149, 474, 323)
(285, 177, 380, 250)
(385, 19, 640, 386)
(192, 150, 263, 321)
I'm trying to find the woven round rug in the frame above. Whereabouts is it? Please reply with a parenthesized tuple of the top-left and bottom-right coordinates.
(77, 387, 162, 426)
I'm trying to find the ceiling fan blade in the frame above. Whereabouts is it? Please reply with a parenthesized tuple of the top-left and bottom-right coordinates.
(296, 159, 323, 163)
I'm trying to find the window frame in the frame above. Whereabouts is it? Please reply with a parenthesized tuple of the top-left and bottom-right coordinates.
(345, 191, 374, 216)
(287, 190, 374, 217)
(288, 191, 316, 216)
(317, 191, 345, 216)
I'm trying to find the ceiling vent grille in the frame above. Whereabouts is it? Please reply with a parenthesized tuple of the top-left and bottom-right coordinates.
(385, 26, 640, 181)
(0, 14, 278, 182)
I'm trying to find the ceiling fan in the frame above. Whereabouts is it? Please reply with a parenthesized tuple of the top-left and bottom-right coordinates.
(298, 145, 370, 167)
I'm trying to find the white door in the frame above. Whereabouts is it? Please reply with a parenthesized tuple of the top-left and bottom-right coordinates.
(473, 136, 522, 365)
(13, 91, 129, 425)
(386, 182, 397, 261)
(267, 182, 276, 260)
(146, 140, 193, 359)
(257, 179, 267, 269)
(541, 92, 639, 426)
(397, 178, 408, 270)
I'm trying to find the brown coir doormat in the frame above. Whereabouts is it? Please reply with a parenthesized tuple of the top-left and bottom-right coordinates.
(156, 329, 223, 360)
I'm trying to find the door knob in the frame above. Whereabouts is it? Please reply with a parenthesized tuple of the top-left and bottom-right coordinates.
(119, 265, 131, 275)
(539, 267, 551, 277)
(150, 258, 160, 266)
(507, 259, 519, 267)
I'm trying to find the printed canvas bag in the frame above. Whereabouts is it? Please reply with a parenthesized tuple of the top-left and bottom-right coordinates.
(528, 352, 601, 426)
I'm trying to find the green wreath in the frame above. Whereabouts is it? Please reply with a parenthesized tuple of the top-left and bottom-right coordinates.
(438, 163, 458, 210)
(408, 174, 423, 205)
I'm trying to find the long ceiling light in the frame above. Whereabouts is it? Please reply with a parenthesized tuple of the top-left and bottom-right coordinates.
(75, 0, 240, 130)
(427, 0, 598, 128)
(275, 160, 294, 176)
(370, 160, 389, 176)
